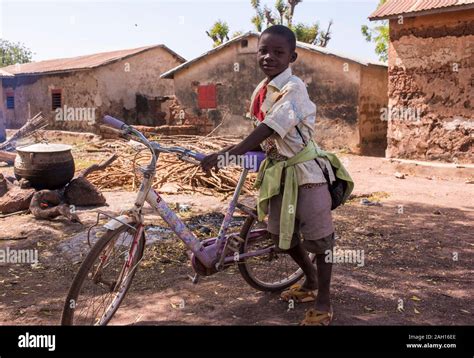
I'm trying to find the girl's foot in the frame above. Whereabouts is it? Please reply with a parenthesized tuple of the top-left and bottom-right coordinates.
(280, 284, 317, 303)
(300, 306, 333, 326)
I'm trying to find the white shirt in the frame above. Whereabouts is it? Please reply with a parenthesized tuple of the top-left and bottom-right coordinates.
(248, 67, 331, 185)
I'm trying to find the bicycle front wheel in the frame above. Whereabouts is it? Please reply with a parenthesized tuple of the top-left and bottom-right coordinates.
(61, 222, 145, 325)
(238, 215, 316, 292)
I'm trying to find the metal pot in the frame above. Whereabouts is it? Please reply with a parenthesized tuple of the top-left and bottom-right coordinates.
(14, 143, 75, 190)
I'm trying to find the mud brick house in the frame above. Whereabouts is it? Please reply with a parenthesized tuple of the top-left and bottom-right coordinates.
(370, 0, 474, 163)
(0, 45, 185, 132)
(161, 32, 389, 156)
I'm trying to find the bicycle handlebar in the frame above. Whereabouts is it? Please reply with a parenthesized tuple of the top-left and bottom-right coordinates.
(102, 115, 206, 163)
(103, 115, 127, 130)
(193, 152, 206, 161)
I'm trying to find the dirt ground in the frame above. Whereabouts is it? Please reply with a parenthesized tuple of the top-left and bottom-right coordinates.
(0, 153, 472, 326)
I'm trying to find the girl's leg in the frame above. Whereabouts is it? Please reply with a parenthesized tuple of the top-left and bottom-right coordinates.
(271, 233, 318, 290)
(314, 253, 332, 312)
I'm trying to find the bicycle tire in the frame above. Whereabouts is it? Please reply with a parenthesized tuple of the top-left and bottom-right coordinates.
(238, 214, 316, 292)
(61, 222, 145, 325)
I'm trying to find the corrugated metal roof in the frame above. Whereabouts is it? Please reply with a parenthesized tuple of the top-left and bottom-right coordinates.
(160, 32, 386, 79)
(0, 69, 14, 77)
(369, 0, 474, 20)
(0, 45, 186, 78)
(296, 41, 386, 67)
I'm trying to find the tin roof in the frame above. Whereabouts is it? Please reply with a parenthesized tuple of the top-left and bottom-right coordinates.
(0, 69, 14, 77)
(0, 45, 185, 78)
(369, 0, 474, 20)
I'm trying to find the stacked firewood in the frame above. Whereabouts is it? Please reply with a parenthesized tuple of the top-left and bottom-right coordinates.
(86, 135, 258, 196)
(0, 113, 48, 164)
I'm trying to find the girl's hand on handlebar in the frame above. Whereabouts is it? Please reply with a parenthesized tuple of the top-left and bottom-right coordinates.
(200, 153, 220, 174)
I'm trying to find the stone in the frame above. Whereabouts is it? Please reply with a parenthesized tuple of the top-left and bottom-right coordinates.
(0, 187, 35, 214)
(64, 177, 106, 207)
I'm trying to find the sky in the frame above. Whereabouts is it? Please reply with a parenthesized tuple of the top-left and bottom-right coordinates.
(0, 0, 383, 64)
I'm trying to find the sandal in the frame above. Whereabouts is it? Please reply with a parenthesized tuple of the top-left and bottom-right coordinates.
(280, 284, 317, 303)
(300, 307, 334, 326)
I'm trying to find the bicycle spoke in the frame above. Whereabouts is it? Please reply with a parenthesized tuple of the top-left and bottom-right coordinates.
(241, 217, 311, 290)
(67, 227, 143, 325)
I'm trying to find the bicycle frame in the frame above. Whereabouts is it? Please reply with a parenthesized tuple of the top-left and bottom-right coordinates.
(141, 158, 272, 272)
(99, 118, 271, 274)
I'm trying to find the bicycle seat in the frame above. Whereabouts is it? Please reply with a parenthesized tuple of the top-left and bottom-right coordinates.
(242, 151, 266, 172)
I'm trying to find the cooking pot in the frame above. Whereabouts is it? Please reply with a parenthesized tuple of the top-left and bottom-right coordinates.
(14, 143, 75, 190)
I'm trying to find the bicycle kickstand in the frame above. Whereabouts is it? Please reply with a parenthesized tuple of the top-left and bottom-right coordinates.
(188, 273, 200, 284)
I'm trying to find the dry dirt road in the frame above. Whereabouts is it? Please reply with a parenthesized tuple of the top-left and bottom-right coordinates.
(0, 155, 472, 325)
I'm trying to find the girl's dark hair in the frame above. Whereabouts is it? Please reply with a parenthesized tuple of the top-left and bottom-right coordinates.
(260, 25, 296, 52)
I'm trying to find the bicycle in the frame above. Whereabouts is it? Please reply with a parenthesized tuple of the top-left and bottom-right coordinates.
(61, 115, 316, 325)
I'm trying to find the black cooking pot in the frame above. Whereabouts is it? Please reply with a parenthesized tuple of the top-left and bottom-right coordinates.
(14, 143, 75, 190)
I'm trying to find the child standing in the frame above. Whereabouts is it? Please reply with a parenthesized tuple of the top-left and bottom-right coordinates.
(201, 25, 335, 325)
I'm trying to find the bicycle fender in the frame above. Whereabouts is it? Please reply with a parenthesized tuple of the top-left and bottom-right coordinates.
(103, 215, 135, 231)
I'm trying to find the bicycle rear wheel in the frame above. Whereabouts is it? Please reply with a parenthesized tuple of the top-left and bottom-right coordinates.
(238, 215, 316, 292)
(61, 222, 145, 325)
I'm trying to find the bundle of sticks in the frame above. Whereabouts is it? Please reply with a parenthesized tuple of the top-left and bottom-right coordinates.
(0, 112, 48, 152)
(86, 134, 257, 196)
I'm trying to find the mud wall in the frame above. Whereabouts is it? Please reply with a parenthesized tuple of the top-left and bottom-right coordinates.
(173, 38, 388, 154)
(358, 64, 389, 156)
(1, 47, 182, 132)
(294, 50, 363, 152)
(387, 10, 474, 163)
(172, 37, 260, 137)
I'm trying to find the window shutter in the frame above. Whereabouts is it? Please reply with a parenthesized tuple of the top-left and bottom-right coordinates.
(51, 89, 62, 110)
(6, 92, 14, 109)
(198, 84, 216, 109)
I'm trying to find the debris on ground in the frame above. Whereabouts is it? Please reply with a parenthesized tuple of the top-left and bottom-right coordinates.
(353, 227, 375, 236)
(29, 190, 81, 223)
(394, 172, 406, 179)
(359, 198, 383, 207)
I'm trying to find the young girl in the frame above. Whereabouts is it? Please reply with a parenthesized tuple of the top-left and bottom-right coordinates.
(201, 25, 335, 326)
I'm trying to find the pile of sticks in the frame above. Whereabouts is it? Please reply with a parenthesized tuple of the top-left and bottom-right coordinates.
(0, 112, 49, 164)
(86, 135, 257, 196)
(0, 112, 48, 152)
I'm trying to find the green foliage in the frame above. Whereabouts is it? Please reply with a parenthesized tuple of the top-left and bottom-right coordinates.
(206, 20, 230, 47)
(292, 22, 318, 44)
(250, 0, 332, 47)
(0, 39, 33, 67)
(361, 0, 389, 62)
(231, 31, 244, 39)
(206, 0, 333, 47)
(251, 14, 263, 32)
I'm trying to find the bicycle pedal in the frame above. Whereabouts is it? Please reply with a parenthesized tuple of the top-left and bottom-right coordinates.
(226, 238, 243, 252)
(226, 245, 240, 253)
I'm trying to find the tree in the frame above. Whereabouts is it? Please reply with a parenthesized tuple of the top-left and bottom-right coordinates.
(206, 20, 230, 47)
(249, 0, 333, 47)
(231, 31, 244, 39)
(361, 0, 389, 62)
(0, 39, 33, 67)
(206, 0, 333, 47)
